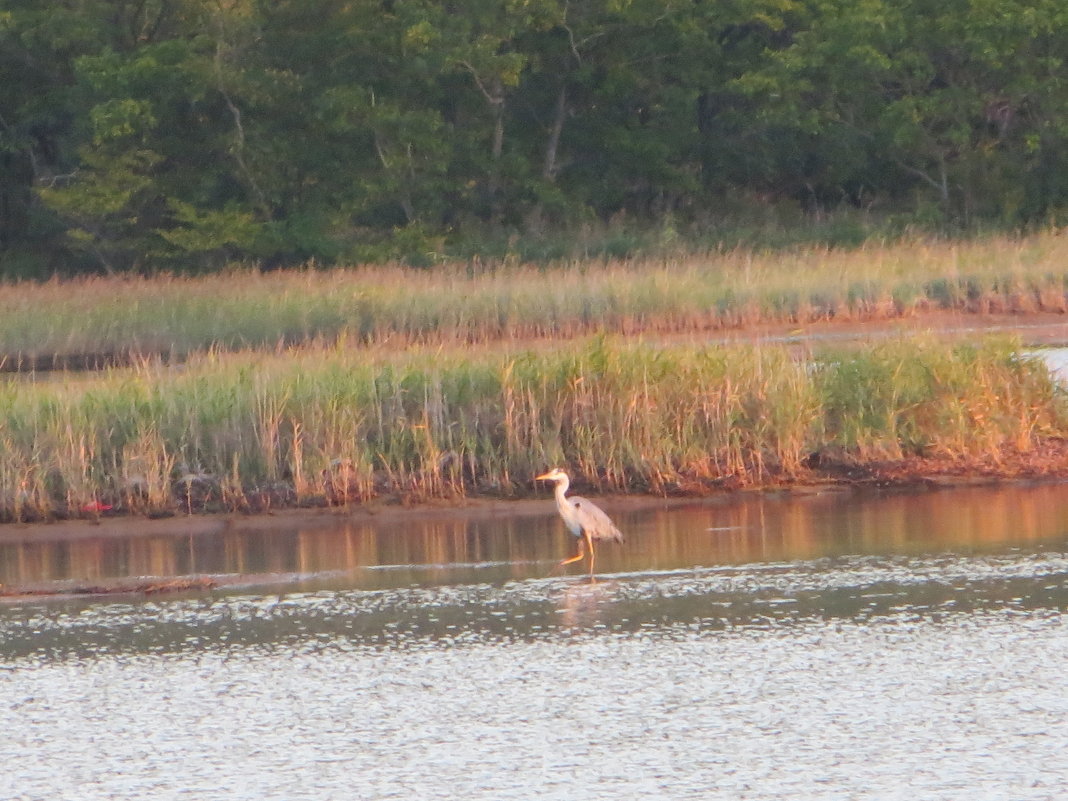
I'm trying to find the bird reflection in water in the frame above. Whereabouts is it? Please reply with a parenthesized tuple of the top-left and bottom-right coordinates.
(555, 579, 618, 629)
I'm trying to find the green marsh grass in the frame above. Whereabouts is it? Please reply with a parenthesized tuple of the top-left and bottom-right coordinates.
(0, 336, 1062, 521)
(4, 232, 1068, 363)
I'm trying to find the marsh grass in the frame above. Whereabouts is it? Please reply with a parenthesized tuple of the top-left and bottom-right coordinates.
(1, 335, 1062, 521)
(4, 232, 1068, 364)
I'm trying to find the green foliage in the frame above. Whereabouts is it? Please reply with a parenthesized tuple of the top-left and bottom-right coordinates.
(5, 0, 1068, 275)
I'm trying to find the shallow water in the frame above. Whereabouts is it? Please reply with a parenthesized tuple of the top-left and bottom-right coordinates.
(3, 484, 1068, 800)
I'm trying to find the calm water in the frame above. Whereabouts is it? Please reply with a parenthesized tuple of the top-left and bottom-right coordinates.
(3, 485, 1068, 800)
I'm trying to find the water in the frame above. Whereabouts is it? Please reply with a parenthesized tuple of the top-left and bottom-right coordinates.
(3, 484, 1068, 800)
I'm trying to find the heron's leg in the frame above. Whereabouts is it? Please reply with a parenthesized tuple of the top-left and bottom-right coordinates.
(585, 530, 596, 575)
(558, 537, 586, 567)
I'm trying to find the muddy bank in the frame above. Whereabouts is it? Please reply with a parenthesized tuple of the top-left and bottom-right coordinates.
(699, 309, 1068, 347)
(5, 440, 1068, 544)
(5, 309, 1068, 377)
(0, 575, 217, 601)
(0, 349, 175, 374)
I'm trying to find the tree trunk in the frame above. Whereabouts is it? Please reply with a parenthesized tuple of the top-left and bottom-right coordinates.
(488, 85, 505, 221)
(491, 101, 505, 163)
(542, 84, 567, 182)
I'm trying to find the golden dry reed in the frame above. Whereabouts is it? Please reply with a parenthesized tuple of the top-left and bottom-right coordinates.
(0, 335, 1062, 521)
(2, 231, 1068, 363)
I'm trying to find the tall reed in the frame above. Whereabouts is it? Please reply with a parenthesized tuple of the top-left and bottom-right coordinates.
(4, 232, 1068, 363)
(0, 335, 1062, 521)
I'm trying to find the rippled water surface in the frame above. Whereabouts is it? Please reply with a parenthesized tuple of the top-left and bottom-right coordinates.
(4, 484, 1068, 800)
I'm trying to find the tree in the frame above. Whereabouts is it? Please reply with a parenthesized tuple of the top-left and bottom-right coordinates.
(5, 0, 1068, 277)
(743, 0, 1068, 223)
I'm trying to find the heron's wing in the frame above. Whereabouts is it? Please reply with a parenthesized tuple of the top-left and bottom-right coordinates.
(568, 496, 624, 543)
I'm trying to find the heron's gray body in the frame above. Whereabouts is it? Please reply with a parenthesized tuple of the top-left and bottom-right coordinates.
(554, 488, 624, 543)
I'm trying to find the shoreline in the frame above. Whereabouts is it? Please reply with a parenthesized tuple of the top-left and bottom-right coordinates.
(5, 309, 1068, 376)
(4, 447, 1068, 600)
(5, 442, 1068, 544)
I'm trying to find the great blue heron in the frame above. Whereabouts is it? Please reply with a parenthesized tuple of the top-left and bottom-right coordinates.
(535, 468, 623, 574)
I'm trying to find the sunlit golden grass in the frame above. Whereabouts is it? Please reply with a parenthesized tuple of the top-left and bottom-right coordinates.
(1, 335, 1062, 521)
(3, 231, 1068, 363)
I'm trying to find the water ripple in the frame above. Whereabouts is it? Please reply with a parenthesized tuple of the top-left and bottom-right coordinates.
(2, 610, 1067, 800)
(2, 538, 1068, 800)
(2, 550, 1066, 663)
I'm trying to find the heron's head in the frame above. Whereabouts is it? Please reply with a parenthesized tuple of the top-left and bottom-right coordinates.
(535, 467, 568, 483)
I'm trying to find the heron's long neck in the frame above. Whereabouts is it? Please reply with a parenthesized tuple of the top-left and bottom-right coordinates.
(553, 478, 570, 509)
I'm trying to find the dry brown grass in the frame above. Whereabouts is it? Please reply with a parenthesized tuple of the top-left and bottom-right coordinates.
(3, 232, 1068, 364)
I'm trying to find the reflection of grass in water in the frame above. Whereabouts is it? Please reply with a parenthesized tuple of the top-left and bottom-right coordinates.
(0, 334, 1063, 521)
(3, 232, 1068, 361)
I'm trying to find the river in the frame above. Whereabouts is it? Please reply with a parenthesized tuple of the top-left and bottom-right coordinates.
(2, 483, 1068, 799)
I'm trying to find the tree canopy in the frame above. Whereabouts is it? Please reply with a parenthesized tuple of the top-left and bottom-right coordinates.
(3, 0, 1067, 275)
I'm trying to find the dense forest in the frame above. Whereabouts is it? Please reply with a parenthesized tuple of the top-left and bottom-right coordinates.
(2, 0, 1067, 276)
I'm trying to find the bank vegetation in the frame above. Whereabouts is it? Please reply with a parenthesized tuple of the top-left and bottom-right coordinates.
(4, 232, 1068, 368)
(1, 334, 1064, 522)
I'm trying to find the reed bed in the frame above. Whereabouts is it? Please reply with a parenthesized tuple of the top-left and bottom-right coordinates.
(0, 335, 1061, 521)
(3, 232, 1068, 364)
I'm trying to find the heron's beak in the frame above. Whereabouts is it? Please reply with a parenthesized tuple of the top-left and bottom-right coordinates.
(534, 472, 553, 481)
